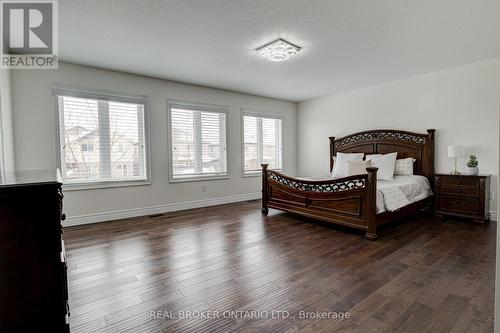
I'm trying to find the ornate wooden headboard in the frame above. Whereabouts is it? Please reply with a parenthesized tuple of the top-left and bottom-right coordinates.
(329, 129, 435, 180)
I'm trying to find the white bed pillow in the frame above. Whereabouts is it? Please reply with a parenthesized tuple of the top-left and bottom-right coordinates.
(331, 152, 364, 178)
(347, 160, 372, 176)
(365, 152, 398, 180)
(394, 158, 416, 176)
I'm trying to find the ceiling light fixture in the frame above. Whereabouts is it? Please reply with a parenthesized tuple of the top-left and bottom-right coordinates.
(256, 38, 301, 62)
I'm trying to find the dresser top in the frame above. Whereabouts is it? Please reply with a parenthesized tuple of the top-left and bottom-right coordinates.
(0, 169, 62, 188)
(436, 173, 490, 177)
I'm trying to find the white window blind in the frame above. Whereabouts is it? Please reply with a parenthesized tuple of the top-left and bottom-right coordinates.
(169, 103, 228, 180)
(243, 113, 283, 174)
(56, 91, 148, 185)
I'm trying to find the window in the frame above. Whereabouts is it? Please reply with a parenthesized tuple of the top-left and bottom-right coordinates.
(117, 164, 128, 177)
(81, 143, 94, 152)
(242, 112, 283, 175)
(168, 100, 228, 181)
(54, 88, 149, 187)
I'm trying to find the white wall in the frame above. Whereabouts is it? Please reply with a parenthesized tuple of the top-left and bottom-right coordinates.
(496, 118, 500, 333)
(0, 69, 15, 171)
(297, 58, 499, 216)
(11, 62, 296, 225)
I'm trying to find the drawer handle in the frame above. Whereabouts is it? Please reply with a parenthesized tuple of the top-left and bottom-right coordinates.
(457, 181, 463, 185)
(457, 189, 462, 194)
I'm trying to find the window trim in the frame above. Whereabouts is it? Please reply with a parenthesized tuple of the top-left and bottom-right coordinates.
(167, 98, 230, 183)
(52, 85, 151, 190)
(241, 109, 284, 178)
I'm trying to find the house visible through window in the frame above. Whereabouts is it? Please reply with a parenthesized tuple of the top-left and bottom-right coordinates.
(243, 112, 283, 175)
(168, 101, 228, 181)
(55, 88, 148, 185)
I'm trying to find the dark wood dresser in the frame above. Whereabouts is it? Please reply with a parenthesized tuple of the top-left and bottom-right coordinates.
(434, 173, 490, 223)
(0, 170, 69, 332)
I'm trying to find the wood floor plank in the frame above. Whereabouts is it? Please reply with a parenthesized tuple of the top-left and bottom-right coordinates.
(64, 201, 496, 332)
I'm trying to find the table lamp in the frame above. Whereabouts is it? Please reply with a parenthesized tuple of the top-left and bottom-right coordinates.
(448, 145, 463, 175)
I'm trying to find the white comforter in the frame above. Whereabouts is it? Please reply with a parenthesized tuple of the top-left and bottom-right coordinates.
(376, 175, 432, 213)
(299, 175, 432, 213)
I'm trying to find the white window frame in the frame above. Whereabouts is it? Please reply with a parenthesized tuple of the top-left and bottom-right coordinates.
(241, 109, 284, 177)
(167, 99, 230, 183)
(52, 85, 151, 191)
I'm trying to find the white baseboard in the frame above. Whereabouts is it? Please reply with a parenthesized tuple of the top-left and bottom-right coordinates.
(62, 196, 498, 227)
(63, 192, 261, 227)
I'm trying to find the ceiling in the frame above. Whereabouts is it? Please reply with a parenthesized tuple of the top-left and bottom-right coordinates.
(59, 0, 499, 102)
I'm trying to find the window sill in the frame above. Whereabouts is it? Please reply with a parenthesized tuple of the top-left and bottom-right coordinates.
(242, 169, 282, 178)
(169, 175, 230, 183)
(62, 180, 151, 191)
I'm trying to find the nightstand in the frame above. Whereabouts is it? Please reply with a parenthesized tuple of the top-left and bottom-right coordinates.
(434, 173, 490, 223)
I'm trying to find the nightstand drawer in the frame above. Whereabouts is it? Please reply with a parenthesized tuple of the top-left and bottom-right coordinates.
(441, 186, 478, 197)
(441, 176, 478, 187)
(440, 196, 478, 214)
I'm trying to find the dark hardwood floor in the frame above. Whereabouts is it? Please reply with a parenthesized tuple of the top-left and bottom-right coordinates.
(64, 200, 495, 333)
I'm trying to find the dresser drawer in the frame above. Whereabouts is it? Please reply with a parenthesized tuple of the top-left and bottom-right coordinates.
(441, 176, 478, 187)
(441, 186, 478, 197)
(440, 196, 478, 214)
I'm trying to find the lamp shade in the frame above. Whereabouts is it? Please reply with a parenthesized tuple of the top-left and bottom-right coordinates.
(448, 145, 464, 157)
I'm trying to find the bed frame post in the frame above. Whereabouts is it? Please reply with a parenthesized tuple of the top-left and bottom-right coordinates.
(365, 167, 378, 240)
(329, 136, 335, 172)
(426, 129, 436, 186)
(261, 164, 269, 216)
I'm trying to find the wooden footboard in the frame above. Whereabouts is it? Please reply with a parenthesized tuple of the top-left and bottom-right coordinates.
(261, 164, 379, 240)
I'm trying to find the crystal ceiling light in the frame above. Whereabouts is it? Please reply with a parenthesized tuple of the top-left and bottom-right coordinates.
(256, 38, 301, 62)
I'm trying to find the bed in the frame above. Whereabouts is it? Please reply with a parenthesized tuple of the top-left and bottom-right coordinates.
(261, 129, 436, 240)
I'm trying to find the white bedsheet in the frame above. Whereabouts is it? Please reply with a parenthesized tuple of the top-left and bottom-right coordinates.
(376, 175, 432, 213)
(298, 175, 432, 213)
